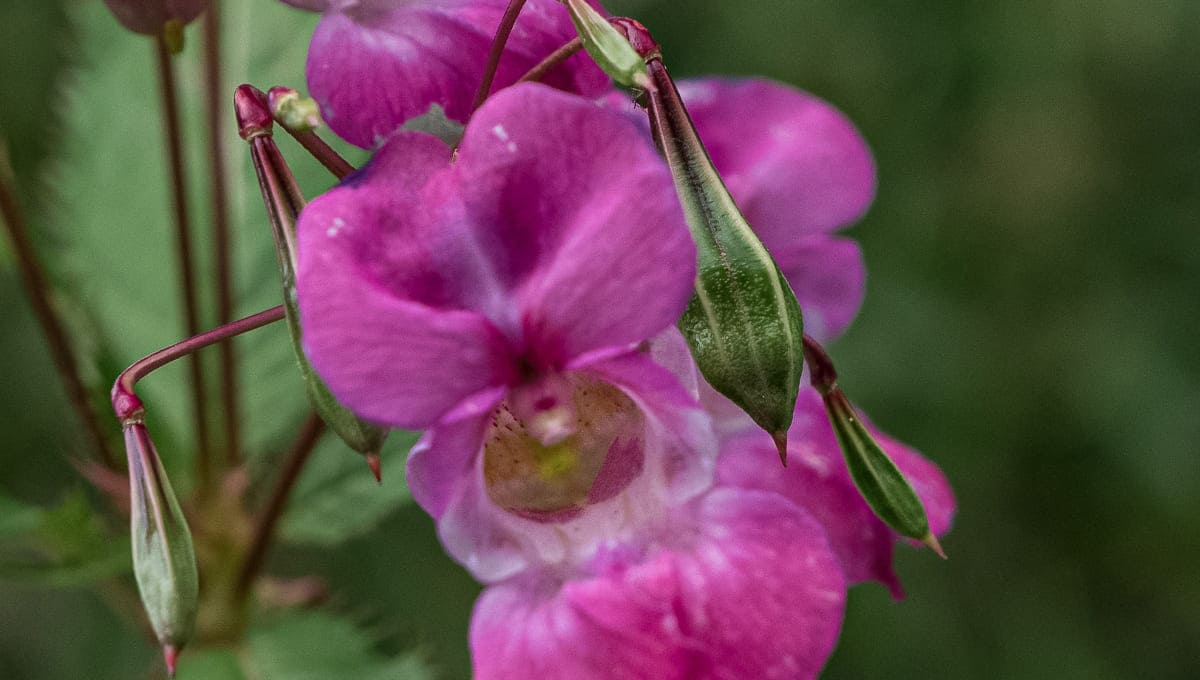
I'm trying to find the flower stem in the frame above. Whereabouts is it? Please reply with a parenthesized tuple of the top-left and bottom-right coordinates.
(154, 35, 212, 485)
(112, 306, 285, 425)
(471, 0, 529, 111)
(0, 143, 117, 469)
(203, 2, 241, 468)
(235, 412, 325, 598)
(515, 36, 584, 85)
(801, 334, 838, 393)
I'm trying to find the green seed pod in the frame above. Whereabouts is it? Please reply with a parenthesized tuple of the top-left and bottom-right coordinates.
(640, 53, 805, 460)
(561, 0, 651, 89)
(237, 86, 389, 478)
(802, 336, 943, 556)
(124, 422, 199, 673)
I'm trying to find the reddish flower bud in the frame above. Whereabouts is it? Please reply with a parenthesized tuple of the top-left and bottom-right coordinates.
(101, 0, 208, 37)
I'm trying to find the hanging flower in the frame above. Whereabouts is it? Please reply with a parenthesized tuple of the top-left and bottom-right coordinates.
(101, 0, 208, 35)
(282, 0, 611, 148)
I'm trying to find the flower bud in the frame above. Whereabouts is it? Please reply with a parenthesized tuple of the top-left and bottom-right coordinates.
(123, 420, 199, 674)
(637, 37, 806, 462)
(560, 0, 650, 89)
(102, 0, 208, 38)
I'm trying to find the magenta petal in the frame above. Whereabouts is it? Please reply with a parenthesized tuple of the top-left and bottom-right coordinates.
(295, 132, 518, 429)
(777, 235, 866, 343)
(458, 84, 695, 367)
(717, 389, 955, 597)
(470, 488, 846, 679)
(680, 78, 876, 245)
(305, 0, 608, 148)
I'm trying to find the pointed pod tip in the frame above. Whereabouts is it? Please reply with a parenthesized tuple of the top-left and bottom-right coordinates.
(771, 431, 789, 467)
(921, 532, 948, 560)
(162, 644, 178, 677)
(365, 452, 382, 484)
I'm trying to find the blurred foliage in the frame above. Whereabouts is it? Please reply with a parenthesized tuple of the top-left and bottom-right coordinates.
(2, 0, 1198, 678)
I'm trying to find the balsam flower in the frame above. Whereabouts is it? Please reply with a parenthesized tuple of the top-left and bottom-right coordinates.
(296, 84, 851, 677)
(283, 0, 610, 148)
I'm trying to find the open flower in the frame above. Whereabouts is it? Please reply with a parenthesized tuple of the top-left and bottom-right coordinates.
(296, 83, 854, 677)
(283, 0, 610, 148)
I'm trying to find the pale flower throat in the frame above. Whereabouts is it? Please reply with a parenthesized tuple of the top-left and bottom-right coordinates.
(483, 376, 644, 520)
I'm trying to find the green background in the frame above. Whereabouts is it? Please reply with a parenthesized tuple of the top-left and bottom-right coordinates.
(2, 0, 1197, 678)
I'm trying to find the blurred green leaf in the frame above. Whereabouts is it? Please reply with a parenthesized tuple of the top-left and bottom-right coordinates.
(245, 610, 433, 680)
(174, 648, 246, 680)
(175, 610, 434, 680)
(0, 492, 43, 537)
(41, 1, 369, 487)
(0, 489, 129, 587)
(280, 431, 420, 547)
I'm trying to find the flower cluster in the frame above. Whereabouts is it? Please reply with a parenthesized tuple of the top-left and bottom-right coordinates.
(284, 1, 954, 677)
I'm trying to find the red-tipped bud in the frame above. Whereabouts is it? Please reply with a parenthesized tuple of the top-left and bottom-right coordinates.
(267, 87, 323, 133)
(235, 84, 273, 141)
(608, 17, 660, 61)
(101, 0, 208, 38)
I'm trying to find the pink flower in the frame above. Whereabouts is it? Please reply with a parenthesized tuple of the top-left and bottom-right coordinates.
(284, 0, 610, 148)
(296, 84, 851, 677)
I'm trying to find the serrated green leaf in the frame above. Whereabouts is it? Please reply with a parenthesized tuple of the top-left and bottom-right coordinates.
(245, 610, 434, 680)
(42, 2, 369, 485)
(279, 430, 419, 547)
(0, 489, 131, 587)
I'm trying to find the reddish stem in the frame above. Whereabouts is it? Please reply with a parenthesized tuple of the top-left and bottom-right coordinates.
(265, 87, 354, 180)
(0, 146, 117, 468)
(515, 37, 584, 85)
(154, 36, 212, 483)
(235, 412, 326, 597)
(801, 334, 839, 393)
(471, 0, 529, 111)
(111, 306, 285, 425)
(203, 2, 241, 467)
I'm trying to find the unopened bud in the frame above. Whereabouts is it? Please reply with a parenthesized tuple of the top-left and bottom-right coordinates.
(101, 0, 207, 38)
(123, 420, 199, 670)
(560, 0, 650, 89)
(267, 87, 323, 133)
